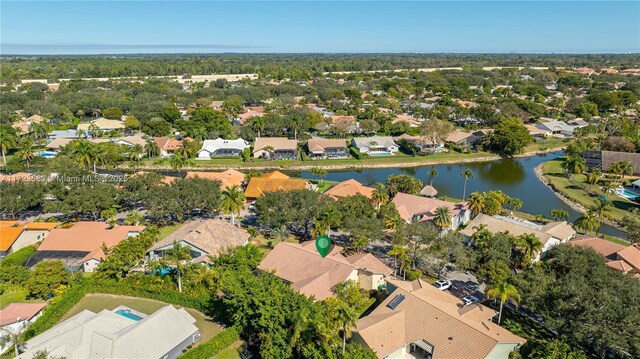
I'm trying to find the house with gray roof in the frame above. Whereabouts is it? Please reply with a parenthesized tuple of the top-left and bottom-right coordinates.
(18, 305, 200, 359)
(197, 138, 250, 159)
(350, 136, 399, 155)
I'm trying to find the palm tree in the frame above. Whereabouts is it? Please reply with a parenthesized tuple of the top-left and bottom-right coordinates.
(608, 162, 622, 185)
(0, 326, 24, 357)
(549, 209, 569, 222)
(433, 206, 452, 230)
(460, 169, 475, 200)
(388, 244, 410, 279)
(428, 166, 438, 186)
(567, 156, 587, 175)
(92, 144, 106, 173)
(591, 199, 610, 236)
(16, 138, 35, 169)
(163, 242, 192, 293)
(371, 182, 389, 210)
(144, 139, 160, 158)
(516, 233, 544, 267)
(129, 144, 144, 163)
(310, 167, 328, 185)
(170, 153, 186, 171)
(334, 299, 359, 354)
(30, 121, 49, 143)
(486, 281, 521, 325)
(0, 128, 17, 166)
(574, 210, 599, 235)
(191, 127, 207, 141)
(586, 170, 600, 190)
(313, 206, 340, 237)
(467, 192, 484, 217)
(270, 225, 288, 246)
(617, 161, 633, 185)
(506, 197, 523, 216)
(220, 185, 246, 226)
(252, 116, 265, 138)
(71, 140, 94, 169)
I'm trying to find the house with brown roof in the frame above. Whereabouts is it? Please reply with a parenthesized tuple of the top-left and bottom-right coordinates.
(77, 118, 125, 133)
(0, 222, 60, 258)
(26, 222, 146, 272)
(569, 236, 640, 278)
(391, 192, 471, 230)
(353, 278, 525, 359)
(446, 130, 486, 147)
(148, 219, 250, 263)
(393, 114, 421, 128)
(258, 241, 392, 301)
(393, 134, 444, 154)
(12, 115, 47, 136)
(185, 169, 245, 189)
(244, 171, 310, 200)
(306, 138, 349, 159)
(461, 214, 576, 261)
(325, 179, 375, 200)
(0, 303, 46, 335)
(329, 116, 358, 133)
(253, 137, 298, 160)
(154, 137, 187, 157)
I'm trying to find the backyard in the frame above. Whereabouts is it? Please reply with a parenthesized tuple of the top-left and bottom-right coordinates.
(60, 294, 223, 344)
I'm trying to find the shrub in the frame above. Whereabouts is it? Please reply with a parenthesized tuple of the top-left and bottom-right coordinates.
(350, 146, 366, 160)
(178, 327, 240, 359)
(1, 245, 37, 266)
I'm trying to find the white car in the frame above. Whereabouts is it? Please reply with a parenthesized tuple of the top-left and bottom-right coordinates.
(433, 280, 452, 291)
(461, 295, 480, 306)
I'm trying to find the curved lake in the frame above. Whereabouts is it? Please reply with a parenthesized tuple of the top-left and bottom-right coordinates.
(289, 152, 626, 238)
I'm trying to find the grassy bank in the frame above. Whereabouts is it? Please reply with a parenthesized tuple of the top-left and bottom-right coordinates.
(542, 158, 638, 223)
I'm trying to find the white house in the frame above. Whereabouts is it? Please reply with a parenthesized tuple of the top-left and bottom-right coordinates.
(536, 120, 586, 138)
(0, 303, 46, 338)
(350, 136, 399, 155)
(197, 138, 250, 159)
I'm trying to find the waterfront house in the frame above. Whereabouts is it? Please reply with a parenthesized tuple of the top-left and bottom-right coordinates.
(353, 278, 525, 359)
(306, 138, 349, 159)
(148, 219, 250, 264)
(112, 135, 147, 148)
(77, 118, 125, 133)
(446, 130, 485, 147)
(394, 134, 444, 153)
(26, 222, 145, 272)
(17, 305, 200, 359)
(154, 136, 189, 157)
(525, 124, 551, 139)
(258, 241, 392, 301)
(253, 137, 298, 160)
(350, 136, 399, 155)
(244, 171, 310, 200)
(391, 192, 470, 229)
(583, 150, 640, 175)
(569, 236, 640, 279)
(185, 169, 245, 189)
(197, 138, 250, 159)
(536, 120, 585, 138)
(460, 214, 576, 261)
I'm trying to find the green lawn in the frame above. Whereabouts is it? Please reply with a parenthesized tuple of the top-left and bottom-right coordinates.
(212, 342, 243, 359)
(61, 294, 223, 344)
(158, 223, 185, 239)
(0, 290, 44, 309)
(542, 158, 638, 223)
(524, 137, 568, 153)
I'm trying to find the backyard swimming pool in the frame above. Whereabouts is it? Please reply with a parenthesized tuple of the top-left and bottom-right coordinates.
(615, 188, 640, 201)
(39, 151, 56, 158)
(115, 309, 143, 321)
(369, 152, 392, 157)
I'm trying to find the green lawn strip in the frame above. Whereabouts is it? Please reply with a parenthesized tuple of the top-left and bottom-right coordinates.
(158, 223, 186, 239)
(542, 158, 638, 223)
(524, 138, 568, 152)
(211, 342, 243, 359)
(0, 290, 43, 310)
(178, 327, 241, 359)
(60, 293, 222, 344)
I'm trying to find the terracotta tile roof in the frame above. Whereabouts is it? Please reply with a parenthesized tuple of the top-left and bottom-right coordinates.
(77, 118, 125, 131)
(261, 171, 290, 179)
(568, 236, 626, 258)
(258, 242, 391, 301)
(460, 214, 553, 245)
(307, 138, 348, 153)
(325, 179, 375, 199)
(0, 303, 46, 326)
(185, 169, 245, 189)
(149, 219, 250, 259)
(540, 222, 576, 240)
(446, 130, 477, 143)
(391, 192, 466, 223)
(616, 244, 640, 271)
(345, 253, 393, 276)
(24, 222, 61, 230)
(253, 137, 298, 152)
(0, 225, 26, 251)
(606, 260, 633, 273)
(0, 221, 19, 228)
(154, 137, 182, 151)
(244, 176, 309, 199)
(45, 138, 73, 150)
(38, 222, 146, 261)
(357, 282, 525, 359)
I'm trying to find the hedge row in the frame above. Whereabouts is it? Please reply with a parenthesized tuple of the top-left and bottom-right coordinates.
(178, 326, 240, 359)
(23, 278, 214, 340)
(350, 146, 366, 160)
(1, 245, 37, 266)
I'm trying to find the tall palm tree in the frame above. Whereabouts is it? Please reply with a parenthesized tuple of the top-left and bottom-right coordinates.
(220, 185, 246, 226)
(0, 128, 17, 166)
(467, 192, 484, 217)
(586, 170, 600, 190)
(0, 326, 24, 357)
(371, 182, 389, 210)
(486, 281, 521, 324)
(433, 206, 452, 230)
(460, 169, 475, 200)
(92, 144, 106, 173)
(170, 153, 186, 171)
(71, 140, 94, 170)
(516, 233, 544, 267)
(591, 199, 610, 236)
(333, 299, 359, 354)
(30, 121, 49, 143)
(388, 244, 410, 279)
(163, 242, 192, 293)
(252, 116, 266, 138)
(191, 127, 207, 141)
(574, 210, 599, 235)
(549, 209, 569, 222)
(129, 144, 144, 162)
(608, 162, 622, 185)
(144, 139, 160, 158)
(617, 161, 633, 185)
(428, 166, 438, 186)
(16, 138, 35, 169)
(506, 197, 523, 216)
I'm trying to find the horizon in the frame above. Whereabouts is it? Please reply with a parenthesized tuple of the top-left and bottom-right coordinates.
(2, 1, 639, 55)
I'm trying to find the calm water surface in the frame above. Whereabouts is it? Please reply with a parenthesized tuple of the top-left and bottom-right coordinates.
(290, 152, 626, 238)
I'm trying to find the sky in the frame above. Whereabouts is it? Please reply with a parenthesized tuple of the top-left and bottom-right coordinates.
(1, 1, 639, 54)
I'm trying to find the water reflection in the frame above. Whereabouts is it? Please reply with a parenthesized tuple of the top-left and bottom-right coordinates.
(475, 159, 525, 186)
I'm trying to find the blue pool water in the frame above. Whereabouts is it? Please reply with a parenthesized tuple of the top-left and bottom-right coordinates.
(39, 152, 56, 158)
(115, 310, 143, 321)
(616, 188, 640, 200)
(369, 152, 392, 157)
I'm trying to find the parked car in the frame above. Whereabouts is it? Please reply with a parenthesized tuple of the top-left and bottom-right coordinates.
(461, 295, 480, 306)
(433, 280, 452, 291)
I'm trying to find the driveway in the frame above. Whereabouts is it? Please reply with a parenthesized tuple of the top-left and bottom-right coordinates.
(445, 269, 486, 300)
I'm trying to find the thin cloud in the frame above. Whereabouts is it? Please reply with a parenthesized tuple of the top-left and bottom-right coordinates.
(1, 43, 267, 50)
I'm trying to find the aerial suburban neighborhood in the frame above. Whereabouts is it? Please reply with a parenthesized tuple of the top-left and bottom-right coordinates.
(0, 1, 639, 359)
